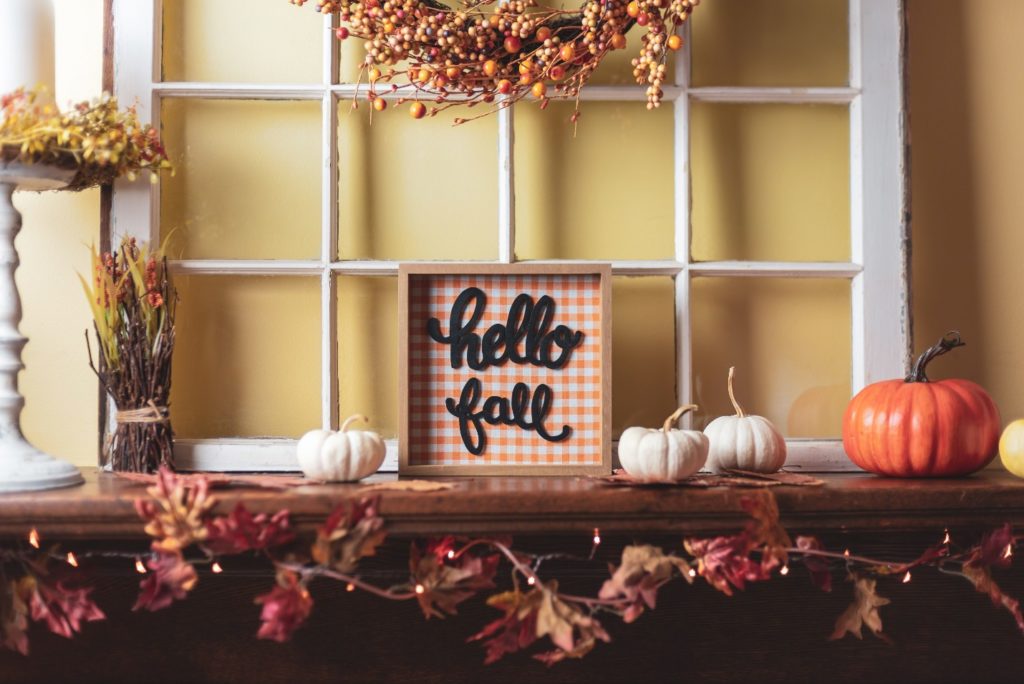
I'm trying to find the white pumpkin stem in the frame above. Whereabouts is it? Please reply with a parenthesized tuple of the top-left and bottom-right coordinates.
(340, 414, 368, 432)
(727, 366, 746, 418)
(662, 404, 699, 432)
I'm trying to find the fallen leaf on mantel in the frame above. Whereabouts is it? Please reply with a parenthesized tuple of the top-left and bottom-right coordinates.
(593, 470, 823, 488)
(357, 480, 457, 493)
(722, 470, 825, 486)
(114, 471, 322, 490)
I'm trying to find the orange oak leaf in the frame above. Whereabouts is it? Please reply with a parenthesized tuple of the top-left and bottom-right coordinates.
(0, 578, 31, 655)
(134, 467, 214, 553)
(830, 573, 892, 643)
(533, 581, 611, 665)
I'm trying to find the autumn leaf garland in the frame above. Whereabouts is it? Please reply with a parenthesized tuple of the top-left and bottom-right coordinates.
(3, 469, 1024, 664)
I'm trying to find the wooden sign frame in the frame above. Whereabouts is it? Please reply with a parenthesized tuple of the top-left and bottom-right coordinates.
(398, 263, 612, 476)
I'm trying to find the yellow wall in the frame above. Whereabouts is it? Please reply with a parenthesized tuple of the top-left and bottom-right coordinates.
(16, 0, 1024, 465)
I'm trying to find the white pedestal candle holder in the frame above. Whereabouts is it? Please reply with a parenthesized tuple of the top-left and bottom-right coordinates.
(0, 162, 83, 492)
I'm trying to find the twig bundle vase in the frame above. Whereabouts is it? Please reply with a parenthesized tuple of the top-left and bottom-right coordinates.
(85, 239, 176, 473)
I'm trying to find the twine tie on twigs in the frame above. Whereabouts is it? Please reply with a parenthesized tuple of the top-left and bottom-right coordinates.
(115, 401, 169, 425)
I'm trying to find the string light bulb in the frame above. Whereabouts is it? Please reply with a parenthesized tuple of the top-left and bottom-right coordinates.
(446, 549, 455, 560)
(66, 551, 78, 567)
(28, 528, 40, 549)
(592, 527, 601, 546)
(687, 568, 697, 578)
(211, 561, 223, 574)
(527, 575, 536, 586)
(135, 557, 147, 574)
(943, 529, 951, 545)
(902, 570, 912, 584)
(1004, 544, 1013, 560)
(780, 565, 790, 576)
(346, 583, 355, 592)
(415, 584, 425, 595)
(843, 549, 851, 558)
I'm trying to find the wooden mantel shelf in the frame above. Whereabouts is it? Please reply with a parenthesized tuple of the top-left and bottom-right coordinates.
(3, 467, 1024, 539)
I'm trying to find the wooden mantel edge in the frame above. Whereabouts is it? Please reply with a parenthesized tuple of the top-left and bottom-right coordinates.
(1, 468, 1024, 540)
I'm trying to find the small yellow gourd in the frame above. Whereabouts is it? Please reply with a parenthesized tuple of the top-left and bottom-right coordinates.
(703, 367, 787, 474)
(618, 405, 709, 482)
(296, 414, 386, 482)
(999, 419, 1024, 479)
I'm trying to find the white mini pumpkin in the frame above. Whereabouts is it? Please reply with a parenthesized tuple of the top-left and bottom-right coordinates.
(704, 367, 787, 474)
(296, 414, 386, 482)
(618, 405, 709, 482)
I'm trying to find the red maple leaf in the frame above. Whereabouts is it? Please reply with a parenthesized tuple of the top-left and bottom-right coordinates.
(969, 523, 1014, 569)
(468, 590, 541, 665)
(961, 524, 1023, 633)
(255, 570, 313, 643)
(311, 496, 386, 574)
(684, 532, 773, 595)
(132, 551, 198, 612)
(205, 503, 295, 555)
(795, 536, 833, 593)
(410, 540, 499, 619)
(27, 579, 105, 639)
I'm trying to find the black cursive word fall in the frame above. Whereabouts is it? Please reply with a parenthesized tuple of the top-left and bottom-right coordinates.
(427, 287, 583, 455)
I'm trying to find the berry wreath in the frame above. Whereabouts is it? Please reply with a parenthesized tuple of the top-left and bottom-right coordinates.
(290, 0, 701, 122)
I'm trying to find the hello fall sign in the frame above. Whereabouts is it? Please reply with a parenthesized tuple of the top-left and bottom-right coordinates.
(399, 264, 611, 475)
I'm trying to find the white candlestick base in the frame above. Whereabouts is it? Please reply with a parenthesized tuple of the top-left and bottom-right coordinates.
(0, 162, 84, 493)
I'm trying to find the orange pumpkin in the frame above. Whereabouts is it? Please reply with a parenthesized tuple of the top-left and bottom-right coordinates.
(842, 332, 1000, 477)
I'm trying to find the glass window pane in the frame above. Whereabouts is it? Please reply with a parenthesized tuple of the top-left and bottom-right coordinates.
(337, 105, 499, 260)
(589, 25, 676, 86)
(162, 0, 324, 83)
(516, 102, 674, 260)
(171, 276, 321, 438)
(690, 277, 851, 438)
(337, 275, 398, 438)
(338, 37, 366, 84)
(691, 0, 848, 87)
(613, 277, 677, 438)
(161, 99, 322, 260)
(690, 103, 850, 262)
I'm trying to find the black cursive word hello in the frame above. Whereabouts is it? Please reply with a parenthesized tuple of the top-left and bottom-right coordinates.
(427, 287, 584, 371)
(445, 377, 571, 455)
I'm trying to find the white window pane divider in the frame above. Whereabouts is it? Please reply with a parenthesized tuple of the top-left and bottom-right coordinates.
(321, 12, 340, 434)
(110, 0, 907, 473)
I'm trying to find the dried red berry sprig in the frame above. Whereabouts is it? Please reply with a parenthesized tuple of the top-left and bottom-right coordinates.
(290, 0, 701, 123)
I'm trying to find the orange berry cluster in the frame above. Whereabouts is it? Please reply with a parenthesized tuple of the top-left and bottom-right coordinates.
(289, 0, 701, 122)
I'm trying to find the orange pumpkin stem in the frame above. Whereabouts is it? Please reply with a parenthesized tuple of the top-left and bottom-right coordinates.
(662, 404, 699, 432)
(727, 366, 746, 418)
(906, 331, 965, 383)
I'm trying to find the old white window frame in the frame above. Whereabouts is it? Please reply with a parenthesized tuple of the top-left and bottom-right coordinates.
(106, 0, 908, 472)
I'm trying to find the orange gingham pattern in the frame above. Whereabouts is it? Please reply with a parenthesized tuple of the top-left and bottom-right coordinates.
(408, 274, 603, 467)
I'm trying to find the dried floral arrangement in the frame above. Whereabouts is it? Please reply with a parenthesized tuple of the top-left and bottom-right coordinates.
(81, 239, 177, 473)
(0, 89, 170, 190)
(290, 0, 701, 123)
(2, 469, 1023, 662)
